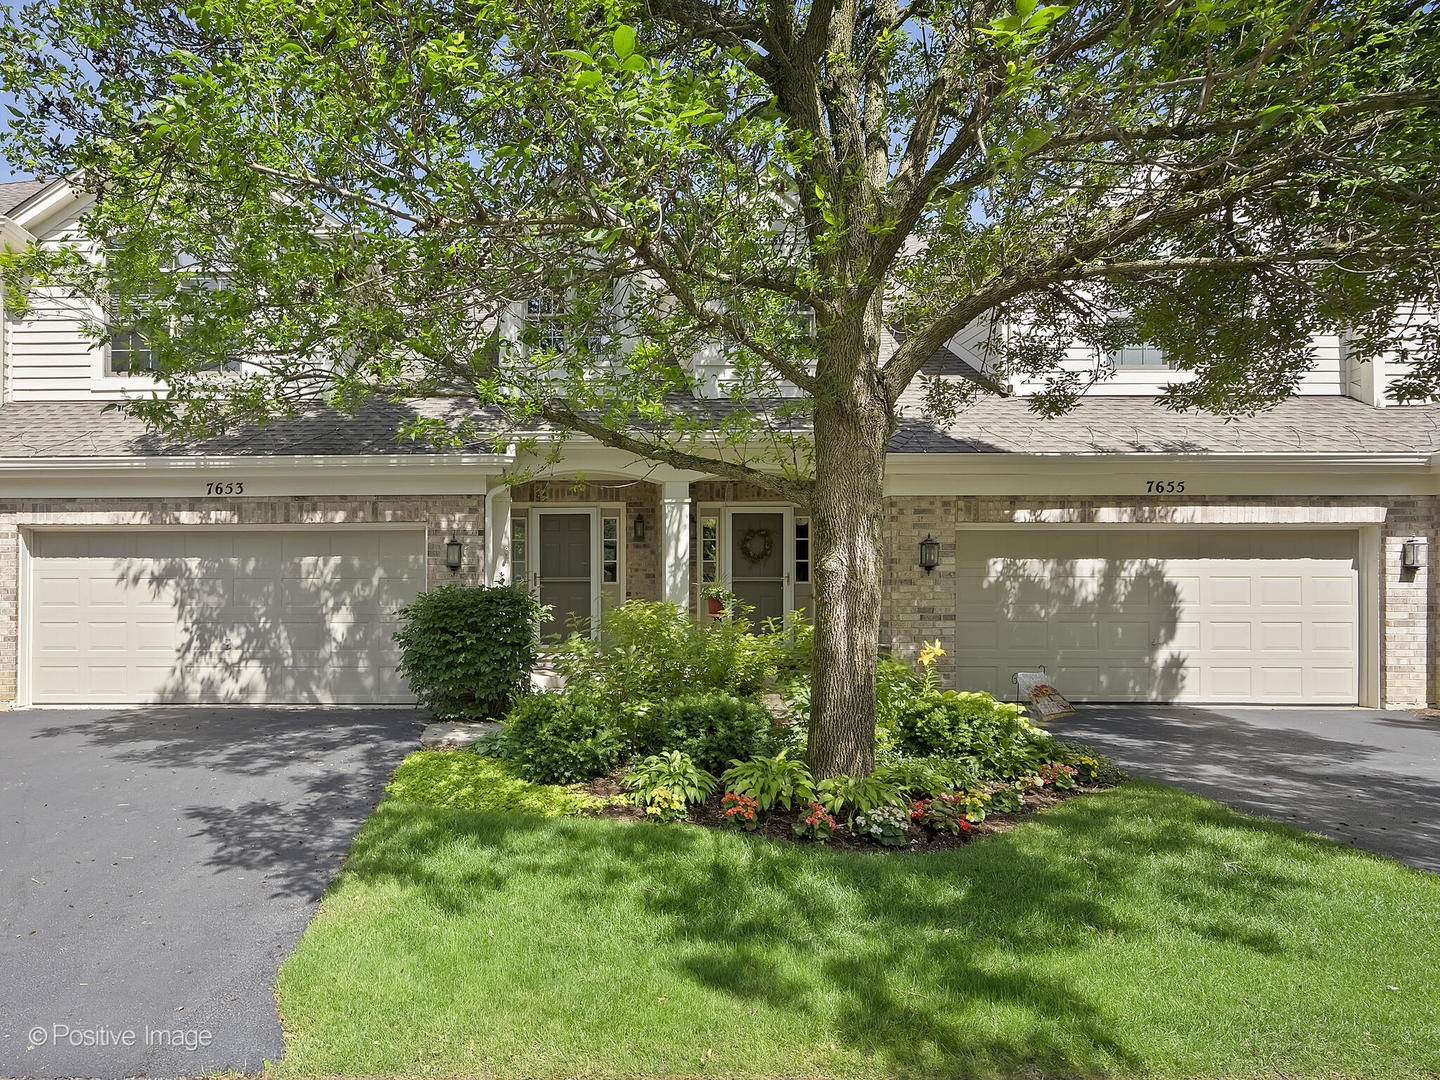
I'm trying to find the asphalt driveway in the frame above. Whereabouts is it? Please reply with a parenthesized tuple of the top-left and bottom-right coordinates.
(1050, 705, 1440, 874)
(0, 706, 422, 1079)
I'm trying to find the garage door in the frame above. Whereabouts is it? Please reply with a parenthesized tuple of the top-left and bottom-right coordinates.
(28, 529, 426, 704)
(954, 529, 1359, 703)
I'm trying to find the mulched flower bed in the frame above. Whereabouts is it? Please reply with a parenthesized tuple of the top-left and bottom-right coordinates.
(577, 772, 1107, 853)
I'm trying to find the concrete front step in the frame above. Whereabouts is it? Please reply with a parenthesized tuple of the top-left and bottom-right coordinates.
(420, 720, 503, 749)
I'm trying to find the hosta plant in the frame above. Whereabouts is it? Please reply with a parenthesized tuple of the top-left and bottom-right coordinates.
(626, 751, 716, 822)
(721, 752, 815, 812)
(815, 773, 905, 822)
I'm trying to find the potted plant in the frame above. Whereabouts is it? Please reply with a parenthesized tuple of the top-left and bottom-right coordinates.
(702, 584, 732, 620)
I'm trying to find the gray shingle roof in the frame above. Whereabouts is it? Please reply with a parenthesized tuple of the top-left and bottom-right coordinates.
(0, 178, 53, 216)
(1, 395, 1439, 460)
(891, 395, 1440, 454)
(0, 400, 501, 458)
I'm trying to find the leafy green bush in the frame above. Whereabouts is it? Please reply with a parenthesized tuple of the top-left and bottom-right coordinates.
(551, 600, 807, 726)
(394, 584, 541, 719)
(815, 773, 906, 821)
(626, 751, 717, 821)
(893, 690, 1057, 780)
(502, 694, 626, 784)
(649, 692, 786, 773)
(872, 757, 983, 795)
(721, 752, 815, 812)
(873, 656, 923, 757)
(384, 751, 603, 816)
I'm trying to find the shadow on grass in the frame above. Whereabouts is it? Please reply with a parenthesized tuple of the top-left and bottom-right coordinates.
(327, 781, 1367, 1078)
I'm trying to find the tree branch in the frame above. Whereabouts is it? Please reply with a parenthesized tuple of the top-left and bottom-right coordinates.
(539, 400, 814, 503)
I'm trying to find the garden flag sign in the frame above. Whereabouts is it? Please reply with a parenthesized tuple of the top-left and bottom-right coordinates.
(1014, 671, 1077, 721)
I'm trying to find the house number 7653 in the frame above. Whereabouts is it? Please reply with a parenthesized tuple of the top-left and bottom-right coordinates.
(1145, 479, 1185, 493)
(205, 481, 245, 495)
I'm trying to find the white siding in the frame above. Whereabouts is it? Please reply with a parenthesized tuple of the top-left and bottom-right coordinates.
(1010, 330, 1345, 398)
(5, 195, 164, 403)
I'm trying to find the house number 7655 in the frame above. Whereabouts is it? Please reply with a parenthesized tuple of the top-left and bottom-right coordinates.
(205, 481, 245, 495)
(1145, 479, 1185, 493)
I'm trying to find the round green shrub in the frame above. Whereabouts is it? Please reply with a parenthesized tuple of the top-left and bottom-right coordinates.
(502, 694, 627, 784)
(394, 584, 541, 720)
(650, 692, 785, 774)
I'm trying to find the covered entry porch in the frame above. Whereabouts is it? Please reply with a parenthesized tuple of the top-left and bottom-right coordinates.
(483, 470, 812, 637)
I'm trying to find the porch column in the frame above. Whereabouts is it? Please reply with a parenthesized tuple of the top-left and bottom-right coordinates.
(660, 480, 692, 610)
(484, 483, 512, 587)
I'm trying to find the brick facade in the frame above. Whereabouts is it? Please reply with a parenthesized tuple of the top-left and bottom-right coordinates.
(508, 480, 663, 602)
(2, 487, 1436, 709)
(882, 494, 1435, 708)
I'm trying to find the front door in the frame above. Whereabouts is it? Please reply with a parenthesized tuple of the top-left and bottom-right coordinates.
(534, 510, 596, 640)
(726, 510, 790, 627)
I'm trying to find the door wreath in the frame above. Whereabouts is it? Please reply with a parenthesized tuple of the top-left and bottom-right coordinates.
(739, 528, 774, 564)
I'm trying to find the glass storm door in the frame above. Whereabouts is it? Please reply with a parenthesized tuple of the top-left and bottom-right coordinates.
(534, 510, 595, 640)
(726, 510, 790, 628)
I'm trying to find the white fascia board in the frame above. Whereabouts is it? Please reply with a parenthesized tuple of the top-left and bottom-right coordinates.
(0, 215, 36, 249)
(888, 451, 1435, 471)
(0, 451, 514, 499)
(885, 451, 1440, 497)
(6, 178, 90, 235)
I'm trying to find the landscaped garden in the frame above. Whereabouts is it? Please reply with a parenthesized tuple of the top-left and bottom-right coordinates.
(270, 586, 1440, 1078)
(391, 585, 1120, 847)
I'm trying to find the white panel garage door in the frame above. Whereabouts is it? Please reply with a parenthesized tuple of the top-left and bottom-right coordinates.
(954, 529, 1359, 703)
(29, 529, 427, 704)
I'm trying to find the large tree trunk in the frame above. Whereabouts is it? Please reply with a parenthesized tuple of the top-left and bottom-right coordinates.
(806, 351, 893, 779)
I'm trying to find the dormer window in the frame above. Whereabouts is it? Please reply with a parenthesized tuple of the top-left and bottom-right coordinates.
(1106, 343, 1171, 369)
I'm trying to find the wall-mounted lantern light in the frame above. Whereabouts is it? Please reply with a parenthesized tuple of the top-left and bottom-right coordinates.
(633, 514, 646, 543)
(919, 534, 940, 574)
(445, 536, 463, 572)
(1402, 538, 1427, 571)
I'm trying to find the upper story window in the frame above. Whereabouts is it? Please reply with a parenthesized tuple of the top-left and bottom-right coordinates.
(104, 277, 240, 378)
(106, 286, 159, 375)
(1106, 343, 1171, 369)
(525, 293, 569, 354)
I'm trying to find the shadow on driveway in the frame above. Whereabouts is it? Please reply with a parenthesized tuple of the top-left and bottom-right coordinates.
(0, 706, 422, 1079)
(1050, 705, 1440, 873)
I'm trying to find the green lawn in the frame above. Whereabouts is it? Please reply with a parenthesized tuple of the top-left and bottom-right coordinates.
(275, 778, 1440, 1079)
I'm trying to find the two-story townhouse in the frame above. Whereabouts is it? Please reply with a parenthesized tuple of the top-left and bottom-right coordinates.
(3, 174, 1439, 711)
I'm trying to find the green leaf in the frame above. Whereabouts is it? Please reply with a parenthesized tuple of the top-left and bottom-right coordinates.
(612, 24, 636, 60)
